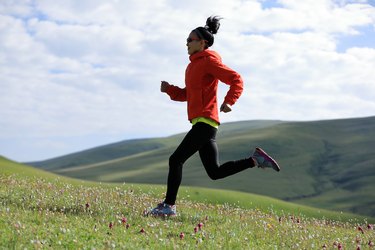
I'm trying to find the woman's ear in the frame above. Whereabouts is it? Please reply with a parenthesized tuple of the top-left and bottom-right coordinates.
(201, 40, 208, 49)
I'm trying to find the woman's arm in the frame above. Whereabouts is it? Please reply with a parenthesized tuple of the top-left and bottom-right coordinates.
(207, 59, 244, 107)
(161, 81, 187, 102)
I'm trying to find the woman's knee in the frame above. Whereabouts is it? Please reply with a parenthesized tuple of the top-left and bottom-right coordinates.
(169, 154, 184, 171)
(169, 154, 178, 166)
(206, 171, 220, 180)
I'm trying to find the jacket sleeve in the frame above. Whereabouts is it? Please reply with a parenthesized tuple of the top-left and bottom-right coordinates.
(207, 58, 244, 106)
(166, 84, 187, 102)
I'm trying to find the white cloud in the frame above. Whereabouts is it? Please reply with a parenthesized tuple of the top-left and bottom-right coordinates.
(1, 0, 375, 161)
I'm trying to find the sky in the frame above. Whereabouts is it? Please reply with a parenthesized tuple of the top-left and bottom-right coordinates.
(1, 0, 375, 162)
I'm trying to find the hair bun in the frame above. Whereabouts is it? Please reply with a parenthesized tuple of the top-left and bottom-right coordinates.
(205, 15, 222, 35)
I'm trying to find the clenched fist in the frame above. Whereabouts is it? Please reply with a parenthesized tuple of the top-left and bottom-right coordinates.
(160, 81, 170, 93)
(220, 103, 232, 113)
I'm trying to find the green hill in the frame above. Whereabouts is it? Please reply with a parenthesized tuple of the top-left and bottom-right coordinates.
(28, 117, 375, 218)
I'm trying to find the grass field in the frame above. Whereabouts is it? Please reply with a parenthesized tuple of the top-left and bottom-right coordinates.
(1, 157, 374, 249)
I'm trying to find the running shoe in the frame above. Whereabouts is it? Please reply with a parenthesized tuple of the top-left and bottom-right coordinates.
(150, 202, 177, 217)
(252, 147, 281, 172)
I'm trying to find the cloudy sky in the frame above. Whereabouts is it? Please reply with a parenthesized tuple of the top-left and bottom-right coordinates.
(1, 0, 375, 162)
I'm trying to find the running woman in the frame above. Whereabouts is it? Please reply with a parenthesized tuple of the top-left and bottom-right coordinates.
(151, 16, 280, 216)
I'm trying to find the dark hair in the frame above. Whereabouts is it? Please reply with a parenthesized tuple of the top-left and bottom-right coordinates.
(193, 15, 223, 48)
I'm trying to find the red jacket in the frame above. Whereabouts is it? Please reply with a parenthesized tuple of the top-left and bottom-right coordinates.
(166, 49, 243, 124)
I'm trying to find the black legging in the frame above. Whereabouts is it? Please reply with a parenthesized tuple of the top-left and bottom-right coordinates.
(164, 122, 254, 205)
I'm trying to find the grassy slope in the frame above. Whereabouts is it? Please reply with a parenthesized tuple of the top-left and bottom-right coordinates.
(28, 117, 375, 217)
(1, 157, 375, 249)
(1, 156, 371, 223)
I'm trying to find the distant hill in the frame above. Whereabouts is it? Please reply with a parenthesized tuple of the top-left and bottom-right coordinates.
(29, 117, 375, 217)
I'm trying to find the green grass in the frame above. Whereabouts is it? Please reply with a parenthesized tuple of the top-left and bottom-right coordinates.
(1, 157, 375, 249)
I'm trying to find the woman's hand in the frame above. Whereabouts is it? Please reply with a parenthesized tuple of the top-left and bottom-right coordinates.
(160, 81, 170, 93)
(220, 102, 232, 113)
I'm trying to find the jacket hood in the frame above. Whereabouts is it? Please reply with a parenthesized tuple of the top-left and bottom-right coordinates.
(189, 49, 221, 62)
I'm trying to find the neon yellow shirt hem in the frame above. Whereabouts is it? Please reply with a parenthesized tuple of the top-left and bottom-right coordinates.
(191, 117, 219, 129)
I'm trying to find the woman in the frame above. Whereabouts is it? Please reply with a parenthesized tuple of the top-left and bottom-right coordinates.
(151, 16, 280, 216)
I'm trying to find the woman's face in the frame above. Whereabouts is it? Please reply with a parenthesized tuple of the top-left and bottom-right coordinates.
(186, 31, 205, 55)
